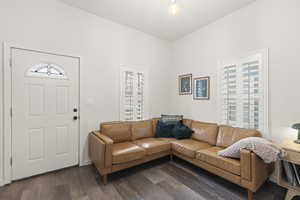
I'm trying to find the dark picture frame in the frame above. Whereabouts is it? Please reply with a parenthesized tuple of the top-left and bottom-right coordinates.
(178, 74, 192, 95)
(193, 76, 210, 100)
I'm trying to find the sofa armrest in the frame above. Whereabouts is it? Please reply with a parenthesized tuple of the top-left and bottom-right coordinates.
(89, 131, 113, 169)
(94, 131, 114, 145)
(250, 150, 274, 191)
(240, 149, 274, 192)
(240, 149, 252, 181)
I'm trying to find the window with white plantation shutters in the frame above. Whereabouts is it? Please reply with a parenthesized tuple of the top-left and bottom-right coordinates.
(219, 50, 268, 135)
(120, 68, 146, 121)
(136, 72, 145, 120)
(221, 64, 238, 127)
(124, 71, 134, 121)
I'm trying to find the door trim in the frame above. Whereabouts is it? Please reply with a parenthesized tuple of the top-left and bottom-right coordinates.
(1, 42, 81, 186)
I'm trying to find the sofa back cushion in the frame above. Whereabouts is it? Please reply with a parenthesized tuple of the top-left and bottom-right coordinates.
(100, 122, 131, 143)
(191, 121, 219, 145)
(182, 119, 192, 128)
(216, 125, 262, 148)
(131, 120, 153, 140)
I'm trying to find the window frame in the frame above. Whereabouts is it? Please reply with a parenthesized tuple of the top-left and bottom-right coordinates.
(119, 66, 148, 121)
(217, 49, 269, 137)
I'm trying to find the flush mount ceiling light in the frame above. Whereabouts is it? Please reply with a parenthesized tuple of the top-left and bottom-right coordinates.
(161, 0, 179, 16)
(169, 0, 179, 16)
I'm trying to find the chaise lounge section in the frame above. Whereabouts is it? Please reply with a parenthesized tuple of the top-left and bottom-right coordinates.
(89, 118, 274, 200)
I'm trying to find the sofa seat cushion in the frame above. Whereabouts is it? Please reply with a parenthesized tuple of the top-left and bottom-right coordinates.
(157, 137, 178, 143)
(196, 147, 241, 176)
(112, 142, 146, 164)
(133, 138, 171, 155)
(172, 139, 212, 158)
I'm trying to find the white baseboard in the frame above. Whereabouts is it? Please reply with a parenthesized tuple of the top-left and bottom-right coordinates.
(0, 179, 4, 187)
(80, 160, 92, 166)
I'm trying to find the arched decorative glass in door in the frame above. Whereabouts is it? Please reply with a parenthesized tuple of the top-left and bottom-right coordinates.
(26, 63, 67, 79)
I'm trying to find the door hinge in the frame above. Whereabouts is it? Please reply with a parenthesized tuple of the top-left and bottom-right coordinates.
(10, 107, 12, 117)
(10, 157, 12, 166)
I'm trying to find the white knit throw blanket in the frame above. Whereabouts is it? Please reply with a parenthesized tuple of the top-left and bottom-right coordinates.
(218, 137, 286, 163)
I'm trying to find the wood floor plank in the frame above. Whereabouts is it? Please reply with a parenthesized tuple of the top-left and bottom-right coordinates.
(50, 185, 72, 200)
(161, 163, 233, 200)
(5, 178, 31, 200)
(19, 180, 40, 200)
(101, 183, 124, 200)
(0, 160, 287, 200)
(64, 167, 86, 199)
(126, 173, 174, 200)
(77, 166, 110, 200)
(253, 181, 286, 200)
(157, 180, 206, 200)
(17, 175, 42, 200)
(0, 185, 15, 200)
(170, 160, 245, 199)
(75, 196, 90, 200)
(113, 179, 143, 200)
(38, 172, 58, 200)
(141, 167, 172, 184)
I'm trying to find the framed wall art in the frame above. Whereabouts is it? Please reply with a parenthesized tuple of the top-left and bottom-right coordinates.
(178, 74, 192, 95)
(193, 76, 210, 100)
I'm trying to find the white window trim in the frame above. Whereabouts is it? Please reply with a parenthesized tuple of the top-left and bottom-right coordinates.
(217, 49, 269, 137)
(119, 66, 149, 121)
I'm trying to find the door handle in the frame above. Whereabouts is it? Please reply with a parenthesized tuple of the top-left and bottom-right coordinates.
(73, 116, 78, 120)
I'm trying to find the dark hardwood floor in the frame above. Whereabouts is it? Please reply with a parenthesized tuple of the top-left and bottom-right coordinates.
(0, 156, 287, 200)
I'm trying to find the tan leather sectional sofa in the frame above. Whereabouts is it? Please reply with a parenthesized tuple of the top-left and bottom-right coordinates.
(89, 118, 274, 200)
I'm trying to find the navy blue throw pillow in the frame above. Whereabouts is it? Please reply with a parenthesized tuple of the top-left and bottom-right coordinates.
(156, 120, 178, 138)
(171, 123, 194, 139)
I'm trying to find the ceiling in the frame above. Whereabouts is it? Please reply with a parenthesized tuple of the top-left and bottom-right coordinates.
(61, 0, 255, 41)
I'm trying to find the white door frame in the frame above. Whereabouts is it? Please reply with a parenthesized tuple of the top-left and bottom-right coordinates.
(1, 42, 82, 186)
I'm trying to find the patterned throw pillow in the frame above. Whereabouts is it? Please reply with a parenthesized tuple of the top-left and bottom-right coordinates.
(218, 137, 285, 163)
(161, 114, 183, 123)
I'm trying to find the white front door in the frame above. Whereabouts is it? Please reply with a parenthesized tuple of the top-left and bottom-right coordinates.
(11, 48, 79, 180)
